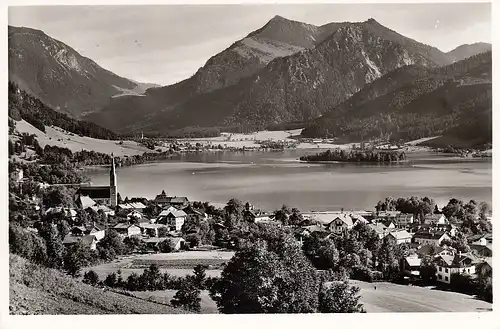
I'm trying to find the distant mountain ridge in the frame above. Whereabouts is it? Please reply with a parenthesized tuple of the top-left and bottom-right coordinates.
(8, 17, 491, 138)
(8, 25, 158, 118)
(86, 17, 461, 134)
(447, 42, 492, 62)
(301, 51, 492, 148)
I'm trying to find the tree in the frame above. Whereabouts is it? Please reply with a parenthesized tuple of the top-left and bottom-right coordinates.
(97, 229, 125, 260)
(210, 236, 319, 313)
(104, 272, 117, 287)
(478, 201, 491, 220)
(83, 270, 100, 286)
(43, 187, 74, 208)
(170, 281, 201, 312)
(273, 204, 291, 225)
(39, 222, 64, 268)
(289, 208, 303, 226)
(140, 264, 164, 290)
(318, 281, 365, 313)
(192, 264, 207, 289)
(63, 241, 94, 276)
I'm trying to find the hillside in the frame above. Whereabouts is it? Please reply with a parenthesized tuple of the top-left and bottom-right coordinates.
(447, 42, 492, 62)
(301, 52, 492, 147)
(8, 25, 156, 118)
(9, 254, 187, 314)
(8, 81, 118, 140)
(85, 17, 454, 134)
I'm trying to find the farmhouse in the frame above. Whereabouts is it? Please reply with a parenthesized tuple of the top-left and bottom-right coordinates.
(62, 234, 98, 250)
(435, 253, 478, 284)
(139, 223, 168, 237)
(143, 236, 186, 251)
(111, 223, 141, 238)
(45, 207, 77, 221)
(416, 244, 455, 258)
(423, 214, 448, 225)
(469, 244, 493, 257)
(400, 255, 421, 278)
(325, 214, 354, 235)
(386, 230, 412, 244)
(394, 213, 414, 228)
(156, 206, 187, 231)
(368, 222, 395, 239)
(413, 230, 451, 246)
(155, 194, 190, 209)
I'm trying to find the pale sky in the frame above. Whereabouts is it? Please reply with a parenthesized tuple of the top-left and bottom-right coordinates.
(9, 3, 491, 86)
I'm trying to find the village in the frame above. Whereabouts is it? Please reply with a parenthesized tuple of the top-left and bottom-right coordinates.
(11, 154, 492, 293)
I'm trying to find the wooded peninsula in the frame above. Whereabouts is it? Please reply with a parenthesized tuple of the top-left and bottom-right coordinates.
(300, 149, 407, 163)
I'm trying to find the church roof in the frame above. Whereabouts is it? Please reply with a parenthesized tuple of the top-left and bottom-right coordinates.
(78, 186, 110, 199)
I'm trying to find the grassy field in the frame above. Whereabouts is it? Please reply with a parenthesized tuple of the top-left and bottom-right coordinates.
(353, 280, 492, 312)
(14, 119, 152, 156)
(83, 250, 234, 280)
(9, 254, 187, 315)
(131, 290, 218, 313)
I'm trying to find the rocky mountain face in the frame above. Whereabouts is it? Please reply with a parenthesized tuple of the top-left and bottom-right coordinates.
(447, 42, 492, 62)
(86, 17, 455, 134)
(8, 26, 156, 118)
(301, 52, 492, 147)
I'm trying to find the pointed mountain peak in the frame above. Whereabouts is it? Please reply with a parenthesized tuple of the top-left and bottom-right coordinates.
(270, 15, 288, 22)
(365, 18, 381, 25)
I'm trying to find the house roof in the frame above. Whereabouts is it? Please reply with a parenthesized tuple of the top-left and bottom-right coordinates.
(405, 256, 421, 267)
(112, 223, 139, 229)
(165, 196, 189, 204)
(139, 223, 167, 229)
(78, 186, 111, 199)
(77, 195, 96, 209)
(389, 230, 412, 240)
(326, 214, 354, 227)
(397, 213, 414, 220)
(416, 244, 447, 256)
(159, 207, 187, 218)
(413, 230, 448, 240)
(90, 204, 113, 213)
(437, 253, 478, 268)
(63, 234, 97, 246)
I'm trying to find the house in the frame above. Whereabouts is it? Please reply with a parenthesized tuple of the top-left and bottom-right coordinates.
(118, 202, 147, 212)
(154, 191, 190, 208)
(111, 223, 141, 238)
(243, 209, 272, 223)
(127, 210, 144, 221)
(469, 244, 493, 258)
(143, 236, 186, 251)
(413, 230, 451, 246)
(75, 195, 96, 209)
(416, 244, 455, 258)
(45, 207, 77, 221)
(468, 234, 487, 246)
(400, 255, 421, 278)
(156, 206, 187, 231)
(325, 214, 354, 235)
(139, 223, 168, 237)
(183, 206, 208, 220)
(423, 214, 448, 225)
(367, 222, 395, 239)
(89, 204, 115, 217)
(394, 213, 414, 228)
(62, 234, 98, 250)
(386, 230, 412, 244)
(376, 211, 401, 221)
(435, 253, 478, 284)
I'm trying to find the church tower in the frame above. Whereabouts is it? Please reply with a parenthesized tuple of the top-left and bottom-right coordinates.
(110, 153, 118, 207)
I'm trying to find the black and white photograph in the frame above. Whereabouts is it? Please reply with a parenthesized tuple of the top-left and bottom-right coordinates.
(4, 0, 494, 319)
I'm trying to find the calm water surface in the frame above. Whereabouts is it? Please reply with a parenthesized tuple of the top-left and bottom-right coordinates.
(85, 150, 491, 211)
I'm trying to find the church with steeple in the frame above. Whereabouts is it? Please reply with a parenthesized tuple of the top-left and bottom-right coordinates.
(76, 153, 118, 207)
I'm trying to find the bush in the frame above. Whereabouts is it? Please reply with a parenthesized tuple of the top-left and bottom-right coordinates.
(83, 270, 100, 286)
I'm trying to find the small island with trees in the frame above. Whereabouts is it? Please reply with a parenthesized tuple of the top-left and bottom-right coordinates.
(299, 149, 407, 163)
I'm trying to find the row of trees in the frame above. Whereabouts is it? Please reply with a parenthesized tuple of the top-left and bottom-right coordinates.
(300, 149, 406, 163)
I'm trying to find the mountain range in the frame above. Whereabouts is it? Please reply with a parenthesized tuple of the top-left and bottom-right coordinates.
(8, 26, 158, 118)
(8, 17, 492, 146)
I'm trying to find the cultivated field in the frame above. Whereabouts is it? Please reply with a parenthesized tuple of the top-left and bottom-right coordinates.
(354, 280, 492, 312)
(83, 250, 235, 280)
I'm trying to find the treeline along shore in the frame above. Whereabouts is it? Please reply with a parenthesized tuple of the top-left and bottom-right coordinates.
(300, 149, 407, 163)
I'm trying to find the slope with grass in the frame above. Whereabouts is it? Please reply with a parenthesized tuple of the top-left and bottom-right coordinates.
(354, 280, 492, 312)
(9, 254, 187, 315)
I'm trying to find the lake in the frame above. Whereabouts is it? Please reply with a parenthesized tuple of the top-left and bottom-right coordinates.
(85, 149, 492, 212)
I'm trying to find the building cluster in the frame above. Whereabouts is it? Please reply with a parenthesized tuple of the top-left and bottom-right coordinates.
(296, 210, 492, 285)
